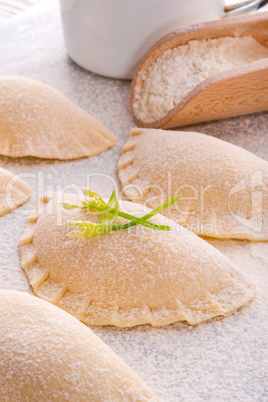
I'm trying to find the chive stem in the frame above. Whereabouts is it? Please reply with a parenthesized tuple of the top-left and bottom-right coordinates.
(112, 195, 181, 231)
(62, 190, 181, 238)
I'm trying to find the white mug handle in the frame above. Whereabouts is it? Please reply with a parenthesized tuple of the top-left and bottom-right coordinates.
(224, 0, 268, 17)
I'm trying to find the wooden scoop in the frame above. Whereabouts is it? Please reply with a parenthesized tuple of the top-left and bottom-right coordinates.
(130, 12, 268, 129)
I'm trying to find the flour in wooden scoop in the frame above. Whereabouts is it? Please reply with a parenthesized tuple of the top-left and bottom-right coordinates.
(133, 36, 268, 123)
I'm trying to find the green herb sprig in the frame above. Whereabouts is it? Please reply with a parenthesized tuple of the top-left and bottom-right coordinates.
(61, 189, 180, 239)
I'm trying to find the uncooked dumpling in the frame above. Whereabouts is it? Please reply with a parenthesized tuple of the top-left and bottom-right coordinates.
(0, 290, 158, 401)
(0, 76, 116, 159)
(118, 128, 268, 241)
(20, 193, 255, 327)
(0, 167, 30, 215)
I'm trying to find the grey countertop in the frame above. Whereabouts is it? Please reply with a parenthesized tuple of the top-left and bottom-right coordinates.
(0, 2, 267, 401)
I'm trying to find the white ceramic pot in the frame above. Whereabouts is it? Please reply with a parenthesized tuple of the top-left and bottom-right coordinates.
(59, 0, 266, 79)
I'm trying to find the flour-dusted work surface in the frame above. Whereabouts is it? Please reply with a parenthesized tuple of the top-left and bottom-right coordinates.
(0, 1, 267, 401)
(0, 0, 44, 24)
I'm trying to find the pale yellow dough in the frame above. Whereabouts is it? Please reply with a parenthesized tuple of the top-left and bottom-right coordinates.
(0, 76, 116, 159)
(118, 128, 268, 241)
(19, 193, 255, 327)
(0, 167, 30, 215)
(0, 290, 158, 401)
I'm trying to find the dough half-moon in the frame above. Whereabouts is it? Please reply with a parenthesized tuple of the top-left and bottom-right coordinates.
(19, 193, 255, 327)
(0, 76, 116, 160)
(118, 128, 268, 241)
(0, 290, 158, 401)
(0, 167, 30, 215)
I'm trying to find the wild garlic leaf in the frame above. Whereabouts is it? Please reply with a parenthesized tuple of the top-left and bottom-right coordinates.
(100, 190, 119, 224)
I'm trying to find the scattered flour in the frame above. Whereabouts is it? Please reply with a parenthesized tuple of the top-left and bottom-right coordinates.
(134, 36, 268, 123)
(0, 2, 267, 401)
